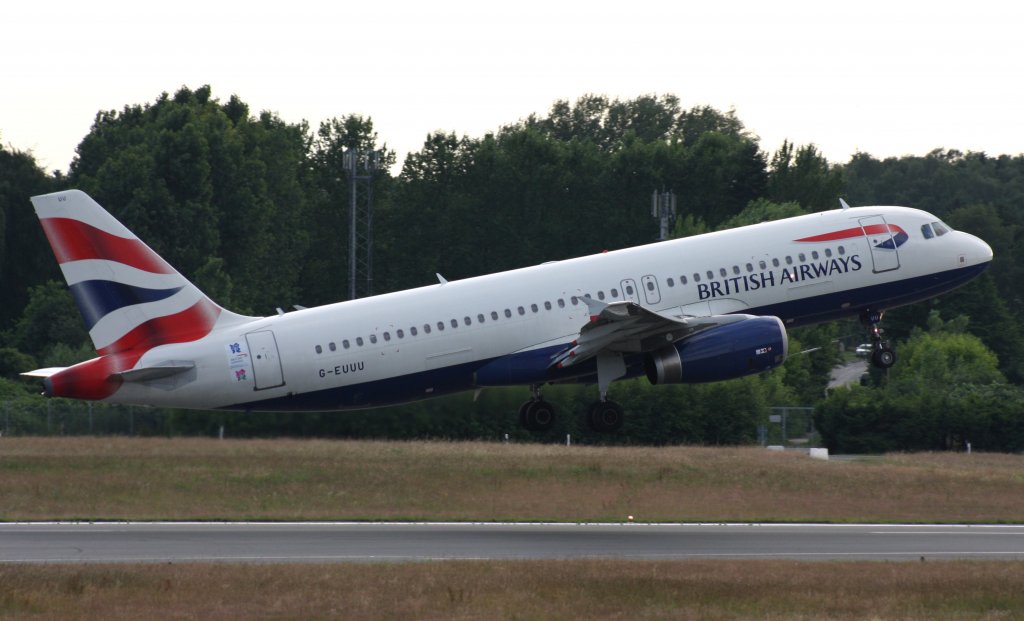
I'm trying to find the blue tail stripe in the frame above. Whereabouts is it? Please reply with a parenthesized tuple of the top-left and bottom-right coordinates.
(69, 280, 185, 330)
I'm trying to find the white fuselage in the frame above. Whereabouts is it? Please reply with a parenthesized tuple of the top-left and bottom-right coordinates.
(113, 206, 992, 411)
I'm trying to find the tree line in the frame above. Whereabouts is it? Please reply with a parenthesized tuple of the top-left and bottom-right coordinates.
(2, 86, 1023, 450)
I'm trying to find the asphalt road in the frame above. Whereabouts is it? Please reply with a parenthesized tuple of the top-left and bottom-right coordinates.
(829, 359, 869, 389)
(3, 522, 1024, 563)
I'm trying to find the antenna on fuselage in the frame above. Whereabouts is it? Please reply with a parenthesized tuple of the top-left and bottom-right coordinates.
(839, 198, 851, 211)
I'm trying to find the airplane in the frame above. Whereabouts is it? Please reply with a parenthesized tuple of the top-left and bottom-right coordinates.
(22, 190, 992, 432)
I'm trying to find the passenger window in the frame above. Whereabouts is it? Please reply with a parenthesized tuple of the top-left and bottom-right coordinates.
(356, 337, 364, 346)
(626, 285, 635, 295)
(759, 260, 767, 270)
(410, 327, 417, 336)
(478, 313, 486, 323)
(719, 268, 727, 277)
(531, 303, 539, 312)
(329, 342, 336, 352)
(315, 345, 323, 354)
(610, 288, 619, 298)
(505, 308, 513, 318)
(397, 329, 404, 339)
(811, 251, 819, 260)
(518, 306, 525, 316)
(681, 275, 688, 285)
(646, 281, 655, 291)
(437, 321, 445, 331)
(597, 291, 605, 301)
(706, 270, 713, 280)
(491, 311, 499, 320)
(732, 266, 740, 275)
(772, 258, 780, 267)
(383, 332, 390, 342)
(558, 299, 565, 308)
(544, 301, 552, 311)
(571, 296, 579, 305)
(785, 256, 793, 265)
(824, 248, 832, 258)
(694, 273, 701, 283)
(451, 319, 458, 328)
(369, 334, 378, 344)
(423, 324, 431, 334)
(798, 253, 806, 262)
(745, 263, 753, 273)
(666, 278, 674, 287)
(343, 340, 350, 349)
(464, 317, 471, 326)
(838, 246, 845, 255)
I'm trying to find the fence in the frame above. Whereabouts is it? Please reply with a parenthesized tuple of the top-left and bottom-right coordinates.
(1, 399, 181, 436)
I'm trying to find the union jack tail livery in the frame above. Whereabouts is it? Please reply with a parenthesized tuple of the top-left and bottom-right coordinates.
(25, 190, 251, 399)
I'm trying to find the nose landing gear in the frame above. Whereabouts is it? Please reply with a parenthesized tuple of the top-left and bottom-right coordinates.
(861, 310, 896, 369)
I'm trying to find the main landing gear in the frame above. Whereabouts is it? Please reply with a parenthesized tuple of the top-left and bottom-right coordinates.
(861, 310, 896, 369)
(517, 385, 625, 434)
(519, 386, 556, 433)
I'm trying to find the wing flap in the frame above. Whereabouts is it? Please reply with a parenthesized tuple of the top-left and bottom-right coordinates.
(552, 296, 754, 369)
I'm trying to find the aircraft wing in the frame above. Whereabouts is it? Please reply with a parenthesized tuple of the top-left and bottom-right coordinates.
(550, 297, 753, 369)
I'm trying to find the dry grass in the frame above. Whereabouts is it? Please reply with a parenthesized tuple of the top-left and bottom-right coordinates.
(1, 437, 1023, 522)
(1, 560, 1022, 620)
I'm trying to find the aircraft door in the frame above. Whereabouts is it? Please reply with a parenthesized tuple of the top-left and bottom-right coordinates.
(641, 274, 661, 305)
(859, 216, 901, 273)
(620, 279, 641, 304)
(245, 330, 286, 390)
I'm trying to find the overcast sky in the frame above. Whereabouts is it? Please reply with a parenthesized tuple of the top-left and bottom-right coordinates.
(3, 0, 1022, 174)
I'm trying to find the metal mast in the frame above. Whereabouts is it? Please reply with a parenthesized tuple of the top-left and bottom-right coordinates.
(651, 190, 677, 241)
(344, 148, 379, 300)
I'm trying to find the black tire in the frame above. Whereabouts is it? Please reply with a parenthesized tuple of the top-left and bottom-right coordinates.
(587, 401, 624, 433)
(872, 346, 896, 369)
(521, 400, 556, 432)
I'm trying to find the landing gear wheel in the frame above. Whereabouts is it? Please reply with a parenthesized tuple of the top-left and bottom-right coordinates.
(587, 401, 624, 433)
(871, 345, 896, 369)
(519, 399, 556, 432)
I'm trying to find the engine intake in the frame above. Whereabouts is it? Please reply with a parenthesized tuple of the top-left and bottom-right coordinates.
(644, 316, 788, 384)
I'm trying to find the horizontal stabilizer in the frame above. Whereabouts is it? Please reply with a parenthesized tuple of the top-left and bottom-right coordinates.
(21, 367, 67, 378)
(113, 361, 196, 383)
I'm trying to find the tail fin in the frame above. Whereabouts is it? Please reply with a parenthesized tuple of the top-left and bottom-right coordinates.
(30, 190, 252, 356)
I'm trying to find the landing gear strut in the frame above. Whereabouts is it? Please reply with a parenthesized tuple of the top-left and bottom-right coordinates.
(519, 385, 556, 432)
(861, 310, 896, 369)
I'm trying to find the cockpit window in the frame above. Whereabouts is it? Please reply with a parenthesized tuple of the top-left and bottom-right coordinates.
(933, 222, 950, 237)
(921, 224, 934, 239)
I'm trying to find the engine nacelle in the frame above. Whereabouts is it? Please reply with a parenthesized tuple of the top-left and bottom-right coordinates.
(644, 316, 788, 384)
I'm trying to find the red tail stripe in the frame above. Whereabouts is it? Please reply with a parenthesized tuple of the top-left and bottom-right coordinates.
(98, 298, 221, 356)
(40, 217, 175, 274)
(47, 352, 141, 400)
(795, 223, 897, 243)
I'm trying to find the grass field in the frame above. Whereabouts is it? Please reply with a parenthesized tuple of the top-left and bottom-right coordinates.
(3, 438, 1024, 619)
(2, 560, 1023, 620)
(1, 437, 1023, 522)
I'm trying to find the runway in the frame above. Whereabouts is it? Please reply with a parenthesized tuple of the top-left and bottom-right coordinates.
(3, 522, 1024, 563)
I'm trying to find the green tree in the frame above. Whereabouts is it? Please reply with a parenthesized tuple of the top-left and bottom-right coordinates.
(767, 141, 844, 211)
(0, 145, 60, 331)
(69, 85, 314, 315)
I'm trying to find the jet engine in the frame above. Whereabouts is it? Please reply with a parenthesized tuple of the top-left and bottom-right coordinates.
(644, 316, 788, 384)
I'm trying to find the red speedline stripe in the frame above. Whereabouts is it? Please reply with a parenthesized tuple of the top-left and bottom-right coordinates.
(795, 224, 896, 243)
(40, 217, 175, 274)
(98, 298, 221, 356)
